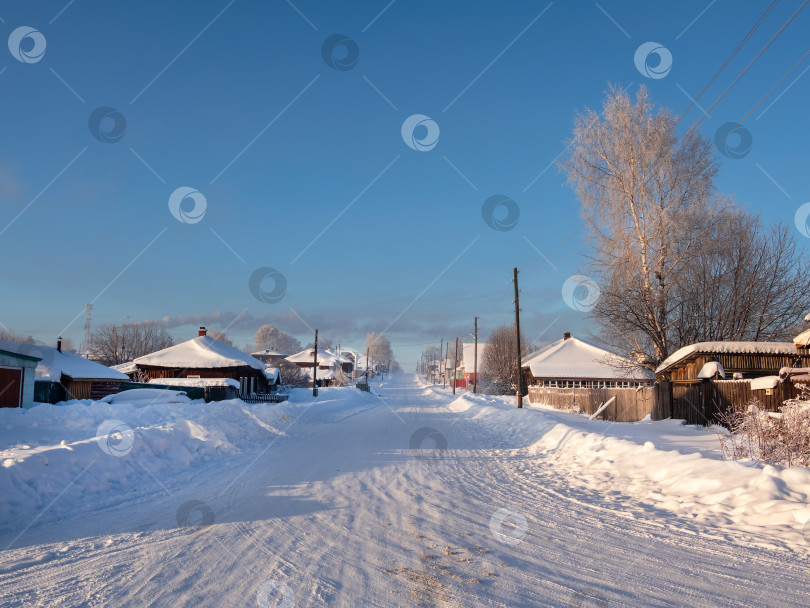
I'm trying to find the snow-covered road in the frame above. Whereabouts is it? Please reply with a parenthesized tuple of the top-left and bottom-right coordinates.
(2, 374, 809, 607)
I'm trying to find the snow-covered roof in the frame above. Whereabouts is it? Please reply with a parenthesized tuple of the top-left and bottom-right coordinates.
(251, 348, 288, 357)
(697, 361, 726, 379)
(287, 347, 333, 365)
(0, 339, 43, 362)
(326, 349, 352, 364)
(134, 336, 265, 370)
(461, 342, 488, 370)
(793, 328, 810, 349)
(287, 348, 351, 367)
(302, 367, 335, 380)
(264, 367, 281, 383)
(111, 361, 137, 374)
(355, 356, 380, 371)
(339, 349, 360, 361)
(149, 377, 240, 389)
(656, 341, 799, 374)
(523, 336, 653, 381)
(0, 339, 128, 382)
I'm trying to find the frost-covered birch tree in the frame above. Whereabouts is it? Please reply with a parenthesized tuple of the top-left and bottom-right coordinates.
(561, 85, 810, 368)
(561, 85, 720, 367)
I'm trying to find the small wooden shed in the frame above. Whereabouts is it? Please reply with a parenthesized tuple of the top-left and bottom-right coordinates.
(655, 341, 810, 382)
(35, 340, 128, 402)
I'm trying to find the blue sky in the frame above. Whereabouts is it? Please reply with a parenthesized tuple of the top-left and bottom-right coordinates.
(1, 0, 808, 367)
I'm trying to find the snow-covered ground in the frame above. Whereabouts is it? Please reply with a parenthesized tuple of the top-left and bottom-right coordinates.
(1, 374, 809, 606)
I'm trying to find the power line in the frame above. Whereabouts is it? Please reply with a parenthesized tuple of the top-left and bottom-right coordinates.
(716, 48, 810, 152)
(676, 0, 780, 125)
(688, 0, 809, 131)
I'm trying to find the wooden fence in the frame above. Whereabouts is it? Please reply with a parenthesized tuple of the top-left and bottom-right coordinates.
(527, 386, 663, 422)
(530, 379, 798, 426)
(238, 392, 289, 404)
(668, 379, 796, 426)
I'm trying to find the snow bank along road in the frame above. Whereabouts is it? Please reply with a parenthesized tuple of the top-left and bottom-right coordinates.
(1, 374, 810, 607)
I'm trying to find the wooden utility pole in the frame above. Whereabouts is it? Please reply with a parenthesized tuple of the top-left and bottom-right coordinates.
(313, 329, 319, 397)
(439, 338, 443, 386)
(452, 337, 459, 395)
(367, 347, 371, 380)
(514, 267, 523, 408)
(442, 341, 447, 387)
(473, 317, 479, 394)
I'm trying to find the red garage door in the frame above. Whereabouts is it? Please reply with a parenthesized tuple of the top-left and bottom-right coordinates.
(0, 367, 23, 408)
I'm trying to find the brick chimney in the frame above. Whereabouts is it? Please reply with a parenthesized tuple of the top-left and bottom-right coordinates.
(563, 332, 571, 340)
(198, 326, 207, 337)
(57, 336, 62, 352)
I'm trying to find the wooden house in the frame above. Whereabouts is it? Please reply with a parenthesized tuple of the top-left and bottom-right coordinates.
(524, 333, 654, 388)
(654, 340, 810, 425)
(288, 348, 352, 372)
(654, 341, 810, 382)
(522, 334, 654, 422)
(22, 338, 128, 402)
(133, 327, 271, 395)
(0, 339, 42, 408)
(286, 347, 350, 387)
(250, 349, 288, 366)
(460, 342, 488, 387)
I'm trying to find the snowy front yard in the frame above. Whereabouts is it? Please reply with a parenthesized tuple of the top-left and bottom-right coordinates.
(1, 374, 809, 606)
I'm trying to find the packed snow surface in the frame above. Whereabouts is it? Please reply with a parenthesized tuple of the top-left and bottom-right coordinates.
(1, 375, 809, 606)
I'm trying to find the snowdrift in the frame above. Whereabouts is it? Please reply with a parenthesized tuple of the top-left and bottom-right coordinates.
(0, 387, 378, 530)
(430, 383, 810, 547)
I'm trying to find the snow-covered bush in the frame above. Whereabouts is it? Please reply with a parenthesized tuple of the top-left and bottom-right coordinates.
(716, 397, 810, 467)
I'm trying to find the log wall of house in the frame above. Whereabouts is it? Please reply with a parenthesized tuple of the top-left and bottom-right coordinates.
(66, 380, 91, 400)
(136, 365, 272, 394)
(89, 381, 122, 400)
(138, 365, 266, 381)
